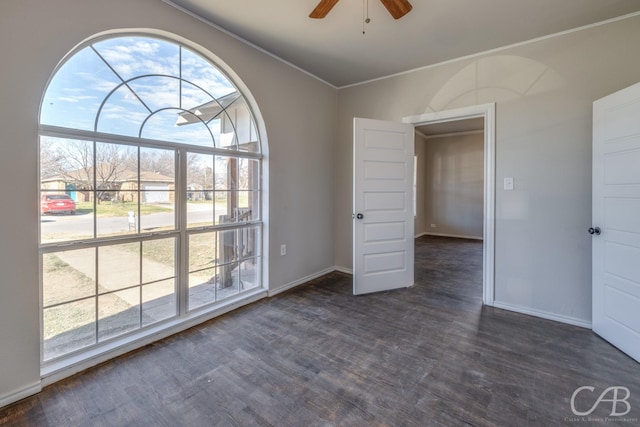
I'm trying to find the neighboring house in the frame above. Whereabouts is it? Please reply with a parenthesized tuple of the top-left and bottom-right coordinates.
(41, 166, 174, 203)
(121, 170, 175, 204)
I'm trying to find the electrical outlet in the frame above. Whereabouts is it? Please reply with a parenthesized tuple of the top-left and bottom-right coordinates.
(280, 244, 286, 256)
(430, 224, 437, 228)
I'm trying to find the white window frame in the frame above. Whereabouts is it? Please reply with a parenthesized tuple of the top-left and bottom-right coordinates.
(38, 33, 267, 378)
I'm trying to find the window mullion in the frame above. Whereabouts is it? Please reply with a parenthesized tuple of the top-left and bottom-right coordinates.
(38, 125, 263, 160)
(177, 149, 189, 315)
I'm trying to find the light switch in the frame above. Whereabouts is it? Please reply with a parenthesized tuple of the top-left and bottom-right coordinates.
(504, 177, 514, 191)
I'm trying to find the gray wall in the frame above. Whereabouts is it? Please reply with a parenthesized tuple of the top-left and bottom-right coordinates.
(421, 132, 484, 239)
(0, 0, 336, 402)
(335, 15, 640, 324)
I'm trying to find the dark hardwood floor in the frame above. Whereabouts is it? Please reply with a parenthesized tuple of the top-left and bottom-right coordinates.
(2, 236, 639, 426)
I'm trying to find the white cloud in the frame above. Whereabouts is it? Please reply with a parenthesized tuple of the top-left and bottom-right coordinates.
(96, 39, 179, 79)
(57, 95, 96, 103)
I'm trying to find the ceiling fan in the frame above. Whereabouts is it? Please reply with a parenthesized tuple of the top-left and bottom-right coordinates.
(310, 0, 413, 20)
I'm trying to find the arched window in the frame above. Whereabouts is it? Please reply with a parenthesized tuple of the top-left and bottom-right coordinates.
(39, 34, 263, 363)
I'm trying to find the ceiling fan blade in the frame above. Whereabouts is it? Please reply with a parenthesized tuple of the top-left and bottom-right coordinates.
(379, 0, 413, 19)
(309, 0, 340, 19)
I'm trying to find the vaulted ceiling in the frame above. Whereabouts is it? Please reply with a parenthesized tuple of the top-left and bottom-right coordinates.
(165, 0, 640, 87)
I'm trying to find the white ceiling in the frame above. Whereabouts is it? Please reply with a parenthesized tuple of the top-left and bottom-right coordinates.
(165, 0, 640, 87)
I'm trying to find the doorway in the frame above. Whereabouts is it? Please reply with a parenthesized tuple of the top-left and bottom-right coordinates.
(404, 103, 496, 305)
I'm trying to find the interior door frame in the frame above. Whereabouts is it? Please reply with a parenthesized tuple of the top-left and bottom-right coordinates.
(403, 103, 496, 305)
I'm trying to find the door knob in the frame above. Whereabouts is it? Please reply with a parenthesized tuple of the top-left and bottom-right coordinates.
(356, 213, 364, 220)
(588, 227, 601, 235)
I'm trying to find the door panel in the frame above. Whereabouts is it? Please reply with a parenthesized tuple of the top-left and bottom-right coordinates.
(593, 81, 640, 363)
(353, 118, 414, 295)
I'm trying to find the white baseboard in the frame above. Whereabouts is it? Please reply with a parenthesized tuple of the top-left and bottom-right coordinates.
(492, 301, 592, 329)
(421, 232, 483, 240)
(0, 381, 41, 408)
(268, 267, 336, 297)
(333, 266, 353, 275)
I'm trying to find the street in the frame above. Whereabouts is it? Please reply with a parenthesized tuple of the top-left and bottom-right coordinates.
(41, 203, 230, 242)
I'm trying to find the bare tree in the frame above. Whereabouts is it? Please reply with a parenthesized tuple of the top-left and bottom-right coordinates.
(39, 137, 66, 179)
(187, 153, 213, 200)
(139, 149, 175, 178)
(41, 139, 135, 202)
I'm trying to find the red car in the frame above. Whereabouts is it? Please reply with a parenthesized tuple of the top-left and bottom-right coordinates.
(41, 194, 76, 215)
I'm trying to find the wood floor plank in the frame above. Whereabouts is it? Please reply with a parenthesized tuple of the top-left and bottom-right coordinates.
(2, 236, 639, 426)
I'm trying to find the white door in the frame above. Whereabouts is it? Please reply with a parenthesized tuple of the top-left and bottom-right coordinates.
(353, 118, 415, 295)
(592, 81, 640, 363)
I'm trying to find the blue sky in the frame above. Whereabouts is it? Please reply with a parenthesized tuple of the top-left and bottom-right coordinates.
(41, 36, 237, 147)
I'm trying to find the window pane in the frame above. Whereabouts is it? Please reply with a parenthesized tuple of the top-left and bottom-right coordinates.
(96, 85, 150, 137)
(238, 226, 261, 260)
(187, 153, 213, 188)
(181, 81, 215, 111)
(215, 191, 230, 224)
(227, 98, 257, 150)
(96, 142, 137, 191)
(219, 111, 238, 150)
(40, 47, 121, 131)
(188, 232, 217, 272)
(142, 238, 176, 284)
(98, 289, 141, 341)
(40, 138, 95, 189)
(240, 259, 260, 291)
(98, 243, 140, 292)
(128, 76, 180, 112)
(236, 191, 260, 222)
(139, 146, 175, 230)
(218, 228, 236, 266)
(140, 147, 175, 179)
(140, 191, 175, 232)
(96, 192, 138, 237)
(40, 190, 93, 243)
(140, 148, 176, 232)
(181, 47, 236, 99)
(215, 156, 235, 190)
(187, 195, 214, 228)
(218, 262, 240, 300)
(142, 279, 176, 326)
(142, 109, 213, 146)
(187, 153, 214, 228)
(93, 37, 180, 81)
(40, 137, 96, 243)
(43, 298, 96, 361)
(43, 249, 96, 307)
(189, 268, 217, 310)
(238, 159, 259, 190)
